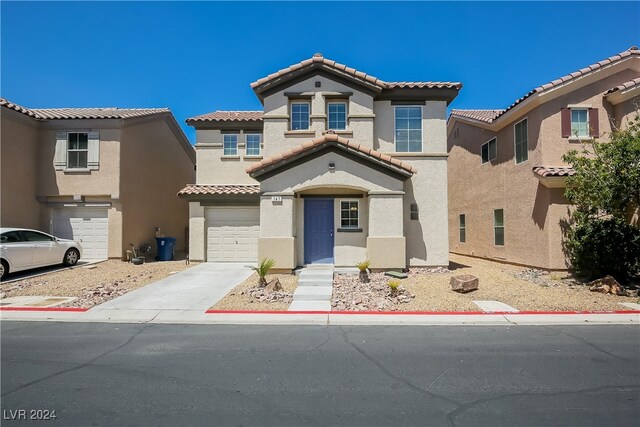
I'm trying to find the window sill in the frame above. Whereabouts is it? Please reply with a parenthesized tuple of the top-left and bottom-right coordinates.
(285, 130, 316, 137)
(568, 136, 593, 143)
(221, 155, 240, 160)
(337, 227, 362, 233)
(243, 155, 263, 160)
(63, 168, 91, 174)
(324, 130, 353, 137)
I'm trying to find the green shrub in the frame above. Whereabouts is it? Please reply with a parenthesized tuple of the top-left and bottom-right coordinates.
(356, 260, 371, 283)
(566, 217, 640, 285)
(253, 258, 276, 287)
(387, 279, 401, 295)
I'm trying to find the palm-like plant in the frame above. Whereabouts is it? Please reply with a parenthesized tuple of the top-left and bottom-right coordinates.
(356, 260, 371, 283)
(254, 258, 276, 287)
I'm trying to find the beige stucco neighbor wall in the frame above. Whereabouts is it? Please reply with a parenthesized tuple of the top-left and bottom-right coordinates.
(1, 110, 41, 228)
(447, 68, 639, 270)
(120, 116, 195, 257)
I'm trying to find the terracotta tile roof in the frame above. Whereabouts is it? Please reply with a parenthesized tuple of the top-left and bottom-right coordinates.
(177, 184, 260, 196)
(450, 47, 639, 126)
(31, 107, 169, 120)
(604, 77, 640, 95)
(245, 133, 416, 176)
(1, 98, 169, 120)
(250, 53, 462, 92)
(449, 109, 505, 124)
(186, 111, 263, 123)
(532, 166, 575, 178)
(386, 82, 462, 89)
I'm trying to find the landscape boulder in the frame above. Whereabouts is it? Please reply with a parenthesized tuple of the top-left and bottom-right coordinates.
(588, 275, 626, 296)
(450, 275, 479, 293)
(265, 278, 283, 292)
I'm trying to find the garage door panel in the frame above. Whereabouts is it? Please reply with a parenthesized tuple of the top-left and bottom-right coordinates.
(206, 207, 259, 263)
(52, 208, 108, 260)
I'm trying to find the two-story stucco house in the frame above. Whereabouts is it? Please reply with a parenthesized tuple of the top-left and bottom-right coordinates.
(1, 98, 196, 259)
(180, 53, 461, 271)
(447, 47, 639, 271)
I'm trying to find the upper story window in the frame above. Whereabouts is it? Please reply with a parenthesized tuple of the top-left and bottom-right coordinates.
(223, 134, 238, 156)
(514, 118, 528, 164)
(481, 138, 497, 164)
(395, 106, 422, 152)
(291, 102, 310, 130)
(245, 134, 261, 156)
(571, 109, 589, 137)
(67, 132, 89, 169)
(327, 102, 347, 130)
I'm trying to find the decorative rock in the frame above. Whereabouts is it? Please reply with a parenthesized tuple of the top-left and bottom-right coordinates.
(265, 278, 282, 292)
(588, 276, 626, 296)
(450, 275, 479, 293)
(385, 271, 408, 279)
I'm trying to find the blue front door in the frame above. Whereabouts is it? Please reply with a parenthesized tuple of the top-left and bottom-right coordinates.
(304, 199, 334, 264)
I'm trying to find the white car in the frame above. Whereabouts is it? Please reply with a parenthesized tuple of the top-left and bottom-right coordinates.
(0, 228, 83, 280)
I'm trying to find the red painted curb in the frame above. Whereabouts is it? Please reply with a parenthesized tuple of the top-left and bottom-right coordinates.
(205, 309, 640, 315)
(0, 307, 88, 312)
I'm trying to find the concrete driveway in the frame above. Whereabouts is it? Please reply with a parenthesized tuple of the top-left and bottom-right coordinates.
(90, 263, 253, 313)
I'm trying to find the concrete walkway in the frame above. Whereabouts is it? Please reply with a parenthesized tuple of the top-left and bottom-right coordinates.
(88, 263, 253, 316)
(289, 265, 334, 311)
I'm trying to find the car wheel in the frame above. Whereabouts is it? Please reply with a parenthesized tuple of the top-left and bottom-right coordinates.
(0, 259, 8, 280)
(63, 248, 80, 266)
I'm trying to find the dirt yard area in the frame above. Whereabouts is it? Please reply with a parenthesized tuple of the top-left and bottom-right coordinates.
(210, 273, 298, 311)
(0, 259, 193, 308)
(333, 253, 639, 312)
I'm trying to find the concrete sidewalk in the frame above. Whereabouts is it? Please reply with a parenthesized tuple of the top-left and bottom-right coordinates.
(81, 263, 253, 321)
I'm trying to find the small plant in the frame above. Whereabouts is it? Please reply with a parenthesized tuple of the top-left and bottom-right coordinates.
(387, 279, 401, 296)
(356, 260, 371, 283)
(254, 258, 276, 287)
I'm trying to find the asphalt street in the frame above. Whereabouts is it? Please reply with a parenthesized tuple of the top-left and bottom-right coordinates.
(1, 322, 639, 426)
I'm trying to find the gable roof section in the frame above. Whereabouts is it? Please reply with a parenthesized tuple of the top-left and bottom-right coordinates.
(250, 53, 462, 100)
(1, 98, 170, 121)
(178, 184, 260, 198)
(532, 166, 575, 178)
(604, 77, 640, 95)
(449, 46, 640, 127)
(449, 109, 505, 124)
(246, 133, 416, 180)
(186, 110, 263, 124)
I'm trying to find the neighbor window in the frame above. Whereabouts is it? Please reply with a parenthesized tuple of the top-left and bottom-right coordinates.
(223, 134, 238, 156)
(571, 109, 589, 137)
(481, 138, 497, 164)
(328, 102, 347, 130)
(245, 134, 261, 156)
(459, 214, 466, 243)
(67, 132, 89, 169)
(514, 119, 528, 164)
(291, 102, 310, 130)
(494, 209, 504, 246)
(395, 106, 422, 152)
(340, 201, 359, 228)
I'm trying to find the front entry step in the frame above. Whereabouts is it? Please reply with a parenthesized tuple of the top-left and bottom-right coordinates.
(289, 265, 334, 312)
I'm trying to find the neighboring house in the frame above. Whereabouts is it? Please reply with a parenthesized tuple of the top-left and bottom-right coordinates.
(180, 53, 461, 271)
(447, 47, 640, 270)
(1, 98, 196, 259)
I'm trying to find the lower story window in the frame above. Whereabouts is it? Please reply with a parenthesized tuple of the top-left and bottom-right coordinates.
(459, 214, 466, 243)
(494, 209, 504, 246)
(340, 201, 359, 228)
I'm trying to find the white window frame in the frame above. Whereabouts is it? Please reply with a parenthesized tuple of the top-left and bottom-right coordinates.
(339, 200, 359, 229)
(481, 137, 497, 164)
(394, 105, 423, 153)
(66, 131, 89, 169)
(513, 117, 528, 165)
(245, 133, 261, 156)
(570, 108, 590, 138)
(223, 134, 238, 156)
(493, 209, 504, 246)
(459, 214, 466, 243)
(327, 101, 347, 130)
(290, 102, 311, 131)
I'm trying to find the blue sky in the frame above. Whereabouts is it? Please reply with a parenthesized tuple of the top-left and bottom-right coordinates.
(2, 1, 638, 142)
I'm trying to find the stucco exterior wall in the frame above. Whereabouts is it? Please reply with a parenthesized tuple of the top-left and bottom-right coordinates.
(188, 202, 206, 261)
(1, 111, 41, 228)
(195, 129, 262, 185)
(120, 116, 195, 257)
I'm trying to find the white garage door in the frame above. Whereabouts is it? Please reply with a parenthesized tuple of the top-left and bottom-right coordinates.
(52, 207, 109, 260)
(206, 207, 259, 262)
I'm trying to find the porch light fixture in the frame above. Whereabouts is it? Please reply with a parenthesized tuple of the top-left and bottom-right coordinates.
(328, 161, 335, 172)
(411, 203, 419, 220)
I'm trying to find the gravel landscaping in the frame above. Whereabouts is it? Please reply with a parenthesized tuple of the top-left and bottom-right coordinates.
(210, 273, 298, 311)
(0, 259, 193, 308)
(332, 254, 639, 312)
